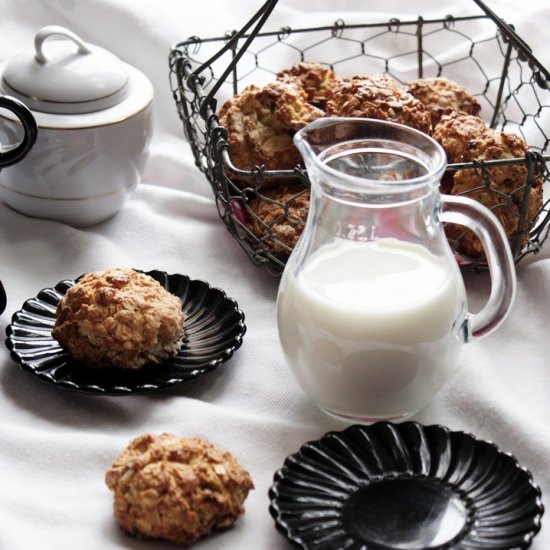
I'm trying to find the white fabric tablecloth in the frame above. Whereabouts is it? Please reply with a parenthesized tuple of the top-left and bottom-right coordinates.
(0, 1, 549, 548)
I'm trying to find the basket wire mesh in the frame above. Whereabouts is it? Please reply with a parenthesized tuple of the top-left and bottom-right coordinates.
(169, 0, 550, 275)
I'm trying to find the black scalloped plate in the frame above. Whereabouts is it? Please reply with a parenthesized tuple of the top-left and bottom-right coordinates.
(5, 270, 246, 395)
(269, 422, 544, 550)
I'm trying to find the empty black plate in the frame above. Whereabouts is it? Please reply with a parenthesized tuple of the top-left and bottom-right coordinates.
(269, 422, 543, 549)
(5, 270, 246, 395)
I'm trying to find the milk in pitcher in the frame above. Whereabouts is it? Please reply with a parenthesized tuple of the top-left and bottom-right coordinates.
(277, 237, 467, 421)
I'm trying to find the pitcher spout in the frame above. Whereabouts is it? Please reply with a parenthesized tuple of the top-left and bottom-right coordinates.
(294, 117, 447, 200)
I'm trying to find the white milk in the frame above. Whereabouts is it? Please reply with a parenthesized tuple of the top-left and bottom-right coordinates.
(277, 238, 467, 421)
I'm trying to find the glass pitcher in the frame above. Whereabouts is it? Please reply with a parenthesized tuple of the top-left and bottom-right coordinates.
(276, 117, 516, 423)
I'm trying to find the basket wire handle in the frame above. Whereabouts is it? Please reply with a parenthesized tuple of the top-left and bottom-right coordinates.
(189, 0, 280, 118)
(472, 0, 550, 89)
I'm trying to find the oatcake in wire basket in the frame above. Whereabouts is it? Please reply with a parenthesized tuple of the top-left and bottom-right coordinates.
(169, 0, 550, 275)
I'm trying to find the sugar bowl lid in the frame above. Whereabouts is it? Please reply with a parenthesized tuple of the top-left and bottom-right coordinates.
(2, 26, 129, 114)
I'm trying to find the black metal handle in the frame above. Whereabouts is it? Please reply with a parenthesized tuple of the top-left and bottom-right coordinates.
(0, 280, 6, 315)
(188, 0, 279, 118)
(0, 95, 38, 168)
(472, 0, 550, 89)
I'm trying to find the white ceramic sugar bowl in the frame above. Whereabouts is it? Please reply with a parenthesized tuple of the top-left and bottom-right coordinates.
(0, 26, 153, 226)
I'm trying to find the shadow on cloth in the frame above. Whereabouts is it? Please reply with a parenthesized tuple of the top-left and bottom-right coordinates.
(0, 353, 235, 430)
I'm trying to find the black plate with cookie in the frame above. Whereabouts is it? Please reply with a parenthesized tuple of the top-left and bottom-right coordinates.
(5, 270, 246, 395)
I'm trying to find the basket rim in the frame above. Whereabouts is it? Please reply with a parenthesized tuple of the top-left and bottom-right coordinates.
(172, 13, 490, 50)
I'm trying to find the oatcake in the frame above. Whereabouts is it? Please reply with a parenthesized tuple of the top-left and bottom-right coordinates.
(52, 268, 184, 369)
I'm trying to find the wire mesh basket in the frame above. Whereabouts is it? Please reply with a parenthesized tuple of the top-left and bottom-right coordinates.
(169, 0, 550, 275)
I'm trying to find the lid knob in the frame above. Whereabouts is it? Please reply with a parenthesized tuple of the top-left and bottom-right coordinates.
(34, 26, 91, 64)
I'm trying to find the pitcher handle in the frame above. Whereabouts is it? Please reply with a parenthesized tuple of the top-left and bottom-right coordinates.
(0, 96, 38, 168)
(441, 194, 517, 340)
